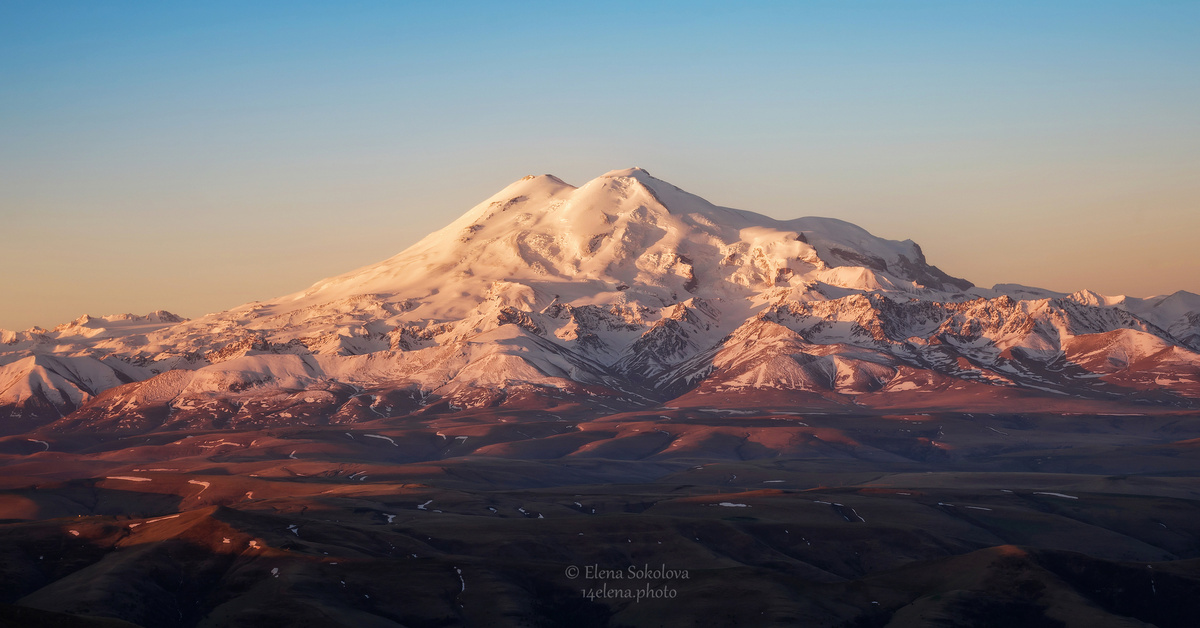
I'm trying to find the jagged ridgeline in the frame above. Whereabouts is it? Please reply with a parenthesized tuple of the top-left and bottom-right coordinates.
(3, 168, 1199, 431)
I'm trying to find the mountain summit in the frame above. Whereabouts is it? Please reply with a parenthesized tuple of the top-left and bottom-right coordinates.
(3, 169, 1199, 431)
(287, 167, 971, 317)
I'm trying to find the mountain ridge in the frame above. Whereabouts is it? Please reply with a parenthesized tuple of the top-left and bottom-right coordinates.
(3, 168, 1199, 431)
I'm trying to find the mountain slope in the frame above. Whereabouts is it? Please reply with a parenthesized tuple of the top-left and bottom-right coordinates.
(3, 168, 1199, 431)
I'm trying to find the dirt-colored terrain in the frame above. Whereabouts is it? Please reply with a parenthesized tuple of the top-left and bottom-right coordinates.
(1, 405, 1197, 627)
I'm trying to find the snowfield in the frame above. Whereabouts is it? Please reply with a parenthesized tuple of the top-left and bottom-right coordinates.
(2, 168, 1198, 428)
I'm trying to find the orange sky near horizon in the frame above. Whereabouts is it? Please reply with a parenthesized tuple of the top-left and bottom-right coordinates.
(2, 2, 1198, 330)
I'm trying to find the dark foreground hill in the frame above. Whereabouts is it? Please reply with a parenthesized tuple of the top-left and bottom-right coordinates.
(1, 404, 1197, 626)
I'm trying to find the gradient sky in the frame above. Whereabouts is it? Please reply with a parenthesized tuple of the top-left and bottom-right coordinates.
(2, 1, 1198, 331)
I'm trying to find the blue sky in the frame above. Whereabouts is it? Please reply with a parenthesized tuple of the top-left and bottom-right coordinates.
(2, 1, 1198, 329)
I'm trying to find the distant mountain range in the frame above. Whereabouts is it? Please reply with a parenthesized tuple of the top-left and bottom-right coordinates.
(4, 168, 1199, 432)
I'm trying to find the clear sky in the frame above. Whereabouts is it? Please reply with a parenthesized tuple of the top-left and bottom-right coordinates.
(2, 1, 1198, 330)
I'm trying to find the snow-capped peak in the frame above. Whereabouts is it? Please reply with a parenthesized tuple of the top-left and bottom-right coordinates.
(272, 168, 973, 320)
(5, 168, 1199, 429)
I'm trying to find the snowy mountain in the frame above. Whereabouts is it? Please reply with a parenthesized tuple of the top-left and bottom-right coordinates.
(3, 168, 1199, 432)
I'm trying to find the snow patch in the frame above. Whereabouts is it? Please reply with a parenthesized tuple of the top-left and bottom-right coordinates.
(364, 433, 397, 446)
(1034, 492, 1079, 500)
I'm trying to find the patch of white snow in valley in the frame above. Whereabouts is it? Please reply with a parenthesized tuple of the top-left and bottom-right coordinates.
(188, 479, 210, 494)
(106, 476, 151, 482)
(417, 500, 433, 510)
(130, 514, 180, 528)
(1034, 492, 1078, 500)
(364, 433, 397, 446)
(27, 439, 49, 451)
(717, 502, 749, 507)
